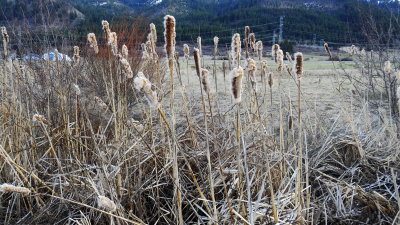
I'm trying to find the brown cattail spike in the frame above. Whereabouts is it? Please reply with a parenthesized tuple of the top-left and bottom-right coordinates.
(324, 43, 332, 59)
(231, 33, 241, 67)
(213, 36, 219, 56)
(1, 26, 10, 58)
(249, 33, 256, 53)
(87, 33, 99, 54)
(268, 72, 273, 88)
(164, 15, 176, 60)
(201, 69, 210, 93)
(247, 58, 257, 91)
(272, 44, 280, 63)
(193, 48, 201, 77)
(294, 52, 303, 81)
(73, 46, 80, 63)
(102, 20, 111, 43)
(0, 183, 31, 195)
(231, 66, 244, 103)
(256, 40, 263, 60)
(183, 44, 190, 59)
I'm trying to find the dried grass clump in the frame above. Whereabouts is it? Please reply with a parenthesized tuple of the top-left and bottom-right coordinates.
(294, 52, 303, 80)
(87, 33, 99, 54)
(134, 72, 160, 108)
(231, 33, 241, 67)
(183, 44, 190, 59)
(230, 66, 244, 103)
(97, 195, 117, 212)
(0, 183, 31, 195)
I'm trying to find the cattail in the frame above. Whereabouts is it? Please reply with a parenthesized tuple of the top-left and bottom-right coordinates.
(231, 33, 241, 67)
(324, 43, 332, 59)
(134, 72, 160, 108)
(54, 49, 60, 62)
(193, 48, 201, 77)
(183, 44, 190, 59)
(213, 36, 219, 56)
(384, 61, 392, 74)
(245, 26, 250, 58)
(102, 20, 111, 43)
(119, 55, 133, 78)
(87, 33, 99, 54)
(256, 40, 263, 60)
(121, 44, 129, 59)
(350, 45, 356, 56)
(147, 31, 158, 60)
(197, 36, 202, 57)
(97, 195, 117, 212)
(230, 66, 244, 103)
(110, 32, 118, 56)
(1, 26, 10, 58)
(272, 44, 280, 63)
(0, 183, 31, 194)
(261, 60, 268, 74)
(164, 15, 176, 60)
(200, 68, 210, 93)
(73, 84, 81, 96)
(294, 52, 303, 81)
(150, 23, 157, 44)
(73, 46, 80, 63)
(247, 58, 257, 90)
(32, 113, 49, 124)
(277, 50, 284, 72)
(268, 72, 273, 88)
(249, 33, 256, 53)
(286, 52, 293, 64)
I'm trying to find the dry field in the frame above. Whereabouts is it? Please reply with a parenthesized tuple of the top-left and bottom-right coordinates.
(0, 20, 399, 225)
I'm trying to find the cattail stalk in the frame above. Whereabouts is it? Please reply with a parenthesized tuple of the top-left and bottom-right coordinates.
(1, 26, 10, 59)
(87, 33, 99, 54)
(286, 52, 293, 64)
(213, 36, 219, 92)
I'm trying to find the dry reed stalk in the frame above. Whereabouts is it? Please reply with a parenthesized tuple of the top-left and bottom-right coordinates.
(0, 183, 31, 195)
(324, 42, 332, 60)
(286, 52, 293, 64)
(256, 40, 263, 60)
(1, 26, 9, 59)
(231, 33, 241, 68)
(245, 26, 250, 59)
(102, 20, 111, 43)
(73, 46, 80, 63)
(294, 52, 304, 223)
(272, 44, 280, 63)
(87, 33, 99, 54)
(122, 44, 129, 59)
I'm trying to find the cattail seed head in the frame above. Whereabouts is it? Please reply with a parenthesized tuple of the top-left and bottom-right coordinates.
(245, 26, 250, 41)
(0, 183, 31, 195)
(110, 32, 118, 56)
(73, 46, 80, 63)
(213, 36, 219, 55)
(201, 68, 210, 93)
(256, 40, 263, 60)
(294, 52, 303, 81)
(247, 58, 257, 90)
(150, 23, 157, 44)
(164, 15, 176, 60)
(87, 33, 99, 54)
(193, 48, 201, 77)
(351, 44, 356, 56)
(98, 195, 117, 212)
(122, 44, 129, 59)
(384, 61, 392, 74)
(141, 43, 150, 60)
(102, 20, 111, 43)
(32, 113, 49, 124)
(262, 60, 268, 72)
(119, 56, 133, 78)
(272, 44, 280, 63)
(277, 50, 284, 72)
(230, 66, 244, 103)
(1, 27, 9, 43)
(54, 49, 60, 62)
(249, 33, 256, 53)
(231, 33, 241, 67)
(134, 72, 160, 108)
(324, 42, 332, 59)
(73, 84, 81, 96)
(268, 72, 273, 88)
(183, 44, 190, 59)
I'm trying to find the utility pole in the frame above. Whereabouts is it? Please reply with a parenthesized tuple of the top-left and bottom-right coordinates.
(273, 30, 276, 45)
(278, 16, 284, 43)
